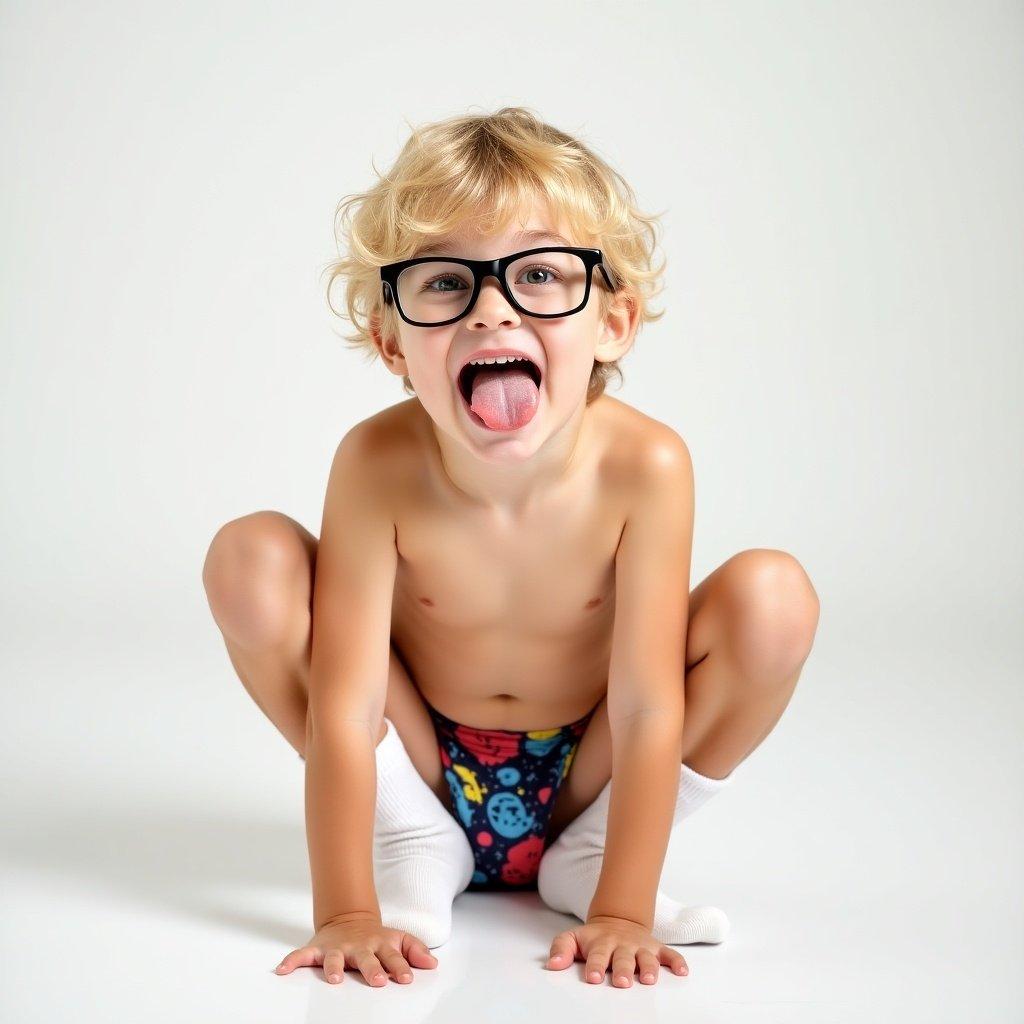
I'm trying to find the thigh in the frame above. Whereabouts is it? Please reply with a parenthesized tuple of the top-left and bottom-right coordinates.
(205, 511, 319, 754)
(543, 562, 732, 840)
(682, 559, 731, 670)
(382, 643, 452, 812)
(208, 511, 447, 804)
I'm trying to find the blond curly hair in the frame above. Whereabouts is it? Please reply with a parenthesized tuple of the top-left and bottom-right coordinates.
(321, 106, 667, 403)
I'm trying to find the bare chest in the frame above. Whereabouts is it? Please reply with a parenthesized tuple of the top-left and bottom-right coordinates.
(380, 395, 644, 726)
(394, 496, 622, 633)
(389, 491, 624, 724)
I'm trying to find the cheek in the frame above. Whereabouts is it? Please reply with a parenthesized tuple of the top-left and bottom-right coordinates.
(544, 329, 599, 384)
(411, 368, 455, 407)
(401, 333, 452, 388)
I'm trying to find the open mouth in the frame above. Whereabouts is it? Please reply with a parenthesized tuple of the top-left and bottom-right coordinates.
(457, 357, 543, 404)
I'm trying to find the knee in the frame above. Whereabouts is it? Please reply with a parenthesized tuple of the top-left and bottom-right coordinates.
(202, 511, 310, 650)
(719, 549, 820, 683)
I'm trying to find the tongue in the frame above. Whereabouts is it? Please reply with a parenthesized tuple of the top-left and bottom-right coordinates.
(469, 365, 539, 431)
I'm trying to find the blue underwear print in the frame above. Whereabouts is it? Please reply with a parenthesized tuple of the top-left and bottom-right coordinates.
(424, 703, 597, 891)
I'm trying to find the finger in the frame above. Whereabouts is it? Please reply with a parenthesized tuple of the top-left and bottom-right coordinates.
(610, 945, 636, 988)
(547, 931, 577, 970)
(355, 950, 388, 987)
(636, 948, 661, 985)
(401, 933, 438, 969)
(585, 946, 613, 985)
(322, 949, 346, 985)
(659, 945, 689, 976)
(275, 946, 320, 975)
(378, 949, 414, 984)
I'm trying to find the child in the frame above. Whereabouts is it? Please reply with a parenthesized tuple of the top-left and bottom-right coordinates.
(202, 107, 819, 989)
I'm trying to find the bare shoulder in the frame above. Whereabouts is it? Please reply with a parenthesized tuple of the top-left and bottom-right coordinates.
(335, 398, 419, 456)
(327, 399, 422, 508)
(596, 395, 694, 492)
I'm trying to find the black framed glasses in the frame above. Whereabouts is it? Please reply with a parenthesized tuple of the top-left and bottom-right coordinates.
(379, 246, 617, 328)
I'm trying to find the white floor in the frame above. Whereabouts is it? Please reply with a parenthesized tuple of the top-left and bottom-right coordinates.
(4, 623, 1022, 1023)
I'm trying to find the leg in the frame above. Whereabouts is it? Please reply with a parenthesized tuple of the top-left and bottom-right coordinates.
(201, 510, 451, 813)
(204, 511, 478, 948)
(546, 548, 820, 843)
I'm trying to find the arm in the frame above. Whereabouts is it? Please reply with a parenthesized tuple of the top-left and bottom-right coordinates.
(586, 430, 695, 930)
(305, 423, 398, 931)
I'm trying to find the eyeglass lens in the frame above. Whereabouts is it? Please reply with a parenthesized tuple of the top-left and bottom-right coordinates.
(395, 250, 589, 323)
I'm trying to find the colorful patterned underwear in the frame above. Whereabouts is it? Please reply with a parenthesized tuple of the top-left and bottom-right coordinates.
(424, 702, 598, 891)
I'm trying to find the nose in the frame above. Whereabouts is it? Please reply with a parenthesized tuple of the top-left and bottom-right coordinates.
(466, 274, 521, 331)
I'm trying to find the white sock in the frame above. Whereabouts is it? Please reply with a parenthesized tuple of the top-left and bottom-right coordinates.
(537, 760, 735, 944)
(372, 718, 475, 948)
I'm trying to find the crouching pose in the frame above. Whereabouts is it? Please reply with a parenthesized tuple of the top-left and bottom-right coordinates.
(203, 106, 819, 990)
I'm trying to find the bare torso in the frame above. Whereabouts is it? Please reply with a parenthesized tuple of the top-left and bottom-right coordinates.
(378, 393, 655, 731)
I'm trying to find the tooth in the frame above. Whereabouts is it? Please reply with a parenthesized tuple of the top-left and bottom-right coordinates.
(467, 354, 529, 368)
(468, 354, 524, 366)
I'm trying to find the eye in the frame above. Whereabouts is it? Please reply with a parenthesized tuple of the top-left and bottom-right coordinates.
(422, 273, 470, 293)
(516, 265, 560, 286)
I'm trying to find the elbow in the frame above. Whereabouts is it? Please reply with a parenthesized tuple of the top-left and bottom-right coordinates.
(607, 689, 685, 730)
(608, 705, 685, 746)
(305, 704, 381, 753)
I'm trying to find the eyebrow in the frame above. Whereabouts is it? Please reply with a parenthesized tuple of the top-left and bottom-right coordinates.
(415, 229, 572, 257)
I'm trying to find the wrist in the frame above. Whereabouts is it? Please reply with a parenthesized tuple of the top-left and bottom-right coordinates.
(585, 911, 652, 931)
(316, 908, 382, 931)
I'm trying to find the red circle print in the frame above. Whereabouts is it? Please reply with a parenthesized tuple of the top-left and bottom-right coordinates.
(477, 831, 493, 847)
(500, 835, 545, 886)
(537, 786, 552, 804)
(454, 724, 521, 765)
(440, 747, 451, 768)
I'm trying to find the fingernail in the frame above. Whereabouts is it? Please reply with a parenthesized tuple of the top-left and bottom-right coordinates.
(642, 973, 654, 982)
(328, 973, 341, 983)
(589, 971, 600, 982)
(373, 973, 386, 983)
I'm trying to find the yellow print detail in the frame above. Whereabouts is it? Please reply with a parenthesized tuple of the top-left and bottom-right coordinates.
(452, 763, 485, 803)
(560, 744, 577, 781)
(526, 728, 561, 741)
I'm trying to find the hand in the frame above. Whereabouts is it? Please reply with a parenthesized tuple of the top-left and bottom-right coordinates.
(545, 915, 689, 987)
(274, 913, 438, 987)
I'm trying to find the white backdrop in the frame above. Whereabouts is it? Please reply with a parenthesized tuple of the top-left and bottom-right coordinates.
(3, 3, 1022, 1021)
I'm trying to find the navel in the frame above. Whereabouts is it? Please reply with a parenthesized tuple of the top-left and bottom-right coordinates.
(584, 596, 603, 609)
(418, 596, 435, 607)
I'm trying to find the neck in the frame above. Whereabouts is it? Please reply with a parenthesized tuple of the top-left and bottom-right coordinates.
(426, 396, 594, 515)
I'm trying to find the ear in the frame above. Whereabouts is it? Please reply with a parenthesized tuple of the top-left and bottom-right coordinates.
(594, 288, 641, 365)
(369, 310, 409, 377)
